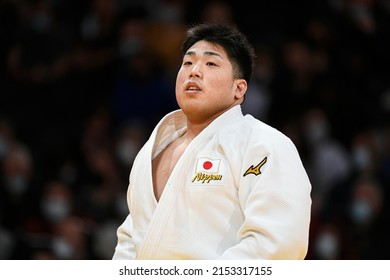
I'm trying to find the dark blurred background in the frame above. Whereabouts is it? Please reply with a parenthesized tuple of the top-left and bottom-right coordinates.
(1, 0, 389, 260)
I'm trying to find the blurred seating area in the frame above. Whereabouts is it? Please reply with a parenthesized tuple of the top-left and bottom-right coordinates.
(1, 0, 390, 259)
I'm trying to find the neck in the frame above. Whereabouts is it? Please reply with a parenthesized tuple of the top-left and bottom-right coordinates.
(184, 120, 211, 141)
(184, 105, 237, 140)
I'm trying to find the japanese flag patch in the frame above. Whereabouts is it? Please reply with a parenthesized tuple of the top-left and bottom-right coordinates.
(191, 157, 223, 184)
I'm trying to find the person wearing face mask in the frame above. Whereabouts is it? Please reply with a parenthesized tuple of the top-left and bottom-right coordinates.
(113, 23, 312, 260)
(0, 142, 34, 230)
(349, 178, 384, 228)
(40, 181, 73, 224)
(345, 177, 390, 259)
(1, 143, 33, 197)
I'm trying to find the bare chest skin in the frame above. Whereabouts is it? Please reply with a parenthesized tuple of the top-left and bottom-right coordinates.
(152, 135, 189, 202)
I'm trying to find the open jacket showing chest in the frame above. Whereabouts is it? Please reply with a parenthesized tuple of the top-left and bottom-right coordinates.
(113, 105, 312, 260)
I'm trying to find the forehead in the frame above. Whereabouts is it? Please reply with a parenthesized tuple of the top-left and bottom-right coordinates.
(185, 40, 228, 59)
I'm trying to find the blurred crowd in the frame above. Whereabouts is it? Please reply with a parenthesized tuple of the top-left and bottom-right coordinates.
(1, 0, 390, 260)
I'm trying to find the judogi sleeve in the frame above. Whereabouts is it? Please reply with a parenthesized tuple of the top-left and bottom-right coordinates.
(112, 214, 136, 260)
(218, 130, 312, 260)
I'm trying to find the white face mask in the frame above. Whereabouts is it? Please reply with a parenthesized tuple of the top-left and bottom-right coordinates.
(52, 237, 74, 259)
(41, 197, 71, 223)
(314, 231, 339, 259)
(352, 146, 372, 170)
(350, 199, 374, 225)
(116, 140, 139, 166)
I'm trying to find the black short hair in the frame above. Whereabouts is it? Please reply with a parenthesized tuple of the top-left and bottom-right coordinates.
(182, 23, 256, 84)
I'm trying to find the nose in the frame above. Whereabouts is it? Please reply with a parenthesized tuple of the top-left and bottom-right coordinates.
(189, 63, 201, 78)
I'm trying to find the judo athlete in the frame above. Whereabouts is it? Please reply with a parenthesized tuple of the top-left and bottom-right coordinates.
(113, 22, 312, 260)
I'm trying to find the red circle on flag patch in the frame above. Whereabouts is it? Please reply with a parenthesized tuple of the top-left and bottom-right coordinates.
(203, 161, 213, 170)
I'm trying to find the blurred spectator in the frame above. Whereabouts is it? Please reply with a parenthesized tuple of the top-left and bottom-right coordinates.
(312, 222, 342, 260)
(76, 107, 124, 222)
(112, 46, 177, 130)
(343, 177, 389, 259)
(200, 0, 235, 25)
(350, 129, 382, 176)
(1, 139, 35, 226)
(150, 0, 186, 23)
(0, 118, 15, 161)
(242, 45, 275, 121)
(114, 120, 148, 175)
(51, 216, 91, 259)
(0, 226, 14, 260)
(40, 181, 73, 225)
(91, 221, 119, 260)
(302, 107, 353, 212)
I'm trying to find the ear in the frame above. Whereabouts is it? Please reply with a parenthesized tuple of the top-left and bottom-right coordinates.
(234, 79, 247, 99)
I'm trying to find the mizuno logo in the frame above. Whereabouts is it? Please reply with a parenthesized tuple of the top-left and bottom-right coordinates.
(243, 157, 267, 177)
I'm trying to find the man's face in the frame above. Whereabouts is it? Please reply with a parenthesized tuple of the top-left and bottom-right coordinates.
(175, 40, 246, 124)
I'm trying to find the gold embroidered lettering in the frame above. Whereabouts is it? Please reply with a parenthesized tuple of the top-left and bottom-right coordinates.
(191, 172, 223, 183)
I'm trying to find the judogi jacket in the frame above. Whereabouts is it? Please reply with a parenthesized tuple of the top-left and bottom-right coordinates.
(113, 105, 312, 260)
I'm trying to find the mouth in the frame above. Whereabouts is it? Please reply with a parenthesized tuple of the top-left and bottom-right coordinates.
(185, 81, 202, 93)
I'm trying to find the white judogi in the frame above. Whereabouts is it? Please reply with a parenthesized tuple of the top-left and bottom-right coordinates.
(113, 105, 312, 260)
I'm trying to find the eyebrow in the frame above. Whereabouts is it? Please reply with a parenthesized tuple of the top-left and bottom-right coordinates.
(185, 50, 223, 59)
